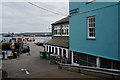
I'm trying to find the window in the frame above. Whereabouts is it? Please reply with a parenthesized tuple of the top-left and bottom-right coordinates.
(53, 24, 69, 36)
(54, 25, 61, 36)
(61, 24, 69, 36)
(73, 52, 80, 64)
(113, 60, 120, 70)
(88, 55, 96, 67)
(100, 58, 112, 69)
(73, 51, 97, 67)
(88, 16, 95, 39)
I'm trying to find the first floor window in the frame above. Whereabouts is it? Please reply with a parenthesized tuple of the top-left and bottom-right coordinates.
(61, 24, 69, 36)
(88, 16, 95, 39)
(54, 26, 61, 35)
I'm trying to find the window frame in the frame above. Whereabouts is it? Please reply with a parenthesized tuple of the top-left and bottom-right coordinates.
(61, 24, 69, 36)
(87, 16, 96, 39)
(53, 25, 61, 36)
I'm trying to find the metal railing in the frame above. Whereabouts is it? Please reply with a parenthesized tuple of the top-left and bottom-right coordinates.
(58, 63, 120, 76)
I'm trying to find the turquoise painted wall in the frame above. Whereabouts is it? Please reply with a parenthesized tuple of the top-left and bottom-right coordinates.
(70, 1, 120, 61)
(118, 2, 120, 60)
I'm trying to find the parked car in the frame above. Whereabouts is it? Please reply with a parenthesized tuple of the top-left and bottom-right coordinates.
(34, 39, 44, 46)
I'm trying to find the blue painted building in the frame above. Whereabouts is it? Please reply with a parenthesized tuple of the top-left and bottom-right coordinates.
(69, 0, 120, 69)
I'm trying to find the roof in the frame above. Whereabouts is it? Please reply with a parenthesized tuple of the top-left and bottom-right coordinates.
(51, 17, 69, 25)
(46, 39, 69, 48)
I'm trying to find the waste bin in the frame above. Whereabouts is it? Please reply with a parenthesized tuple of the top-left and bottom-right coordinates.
(40, 52, 43, 58)
(40, 51, 46, 59)
(46, 52, 50, 60)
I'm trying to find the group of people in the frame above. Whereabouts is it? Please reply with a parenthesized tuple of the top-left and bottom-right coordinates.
(1, 46, 31, 59)
(2, 50, 18, 59)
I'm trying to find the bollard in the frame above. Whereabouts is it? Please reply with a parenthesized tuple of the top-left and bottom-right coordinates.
(78, 69, 81, 73)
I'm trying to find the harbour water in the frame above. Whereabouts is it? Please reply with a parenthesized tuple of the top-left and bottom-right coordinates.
(0, 36, 52, 43)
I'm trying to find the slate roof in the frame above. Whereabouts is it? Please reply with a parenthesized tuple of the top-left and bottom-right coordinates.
(51, 17, 69, 25)
(47, 39, 69, 48)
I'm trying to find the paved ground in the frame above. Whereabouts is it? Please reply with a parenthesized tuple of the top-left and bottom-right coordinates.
(2, 42, 102, 79)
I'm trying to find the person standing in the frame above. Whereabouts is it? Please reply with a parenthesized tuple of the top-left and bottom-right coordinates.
(27, 46, 30, 56)
(2, 51, 5, 59)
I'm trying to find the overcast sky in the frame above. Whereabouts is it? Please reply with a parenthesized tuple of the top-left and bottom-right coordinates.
(1, 1, 69, 33)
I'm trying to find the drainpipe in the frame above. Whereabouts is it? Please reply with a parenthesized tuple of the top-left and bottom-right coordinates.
(96, 57, 100, 68)
(71, 51, 74, 65)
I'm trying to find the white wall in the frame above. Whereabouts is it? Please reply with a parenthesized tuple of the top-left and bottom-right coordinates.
(45, 44, 68, 58)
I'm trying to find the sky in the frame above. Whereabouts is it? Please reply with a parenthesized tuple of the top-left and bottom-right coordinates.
(1, 1, 69, 33)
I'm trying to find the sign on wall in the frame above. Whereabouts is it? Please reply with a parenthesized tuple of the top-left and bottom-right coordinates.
(70, 8, 79, 15)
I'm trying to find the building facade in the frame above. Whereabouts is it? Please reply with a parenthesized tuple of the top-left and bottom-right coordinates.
(70, 0, 120, 70)
(45, 17, 70, 62)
